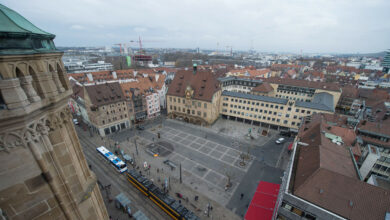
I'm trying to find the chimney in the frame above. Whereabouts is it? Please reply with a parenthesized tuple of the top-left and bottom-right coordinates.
(193, 63, 197, 75)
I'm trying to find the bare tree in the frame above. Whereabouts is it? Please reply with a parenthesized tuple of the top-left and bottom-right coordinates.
(223, 165, 235, 190)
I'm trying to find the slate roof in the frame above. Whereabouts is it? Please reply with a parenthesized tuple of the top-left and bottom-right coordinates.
(84, 82, 125, 107)
(167, 69, 220, 102)
(222, 91, 288, 104)
(296, 92, 334, 112)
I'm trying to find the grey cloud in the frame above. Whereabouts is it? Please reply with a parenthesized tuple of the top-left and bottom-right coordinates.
(2, 0, 390, 53)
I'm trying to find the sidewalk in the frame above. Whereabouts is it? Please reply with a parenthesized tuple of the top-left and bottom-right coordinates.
(116, 135, 241, 220)
(167, 118, 276, 147)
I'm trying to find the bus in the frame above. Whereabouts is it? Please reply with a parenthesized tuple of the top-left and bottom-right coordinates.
(96, 146, 128, 173)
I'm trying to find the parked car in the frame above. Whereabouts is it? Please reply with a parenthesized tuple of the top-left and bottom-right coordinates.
(73, 119, 79, 125)
(136, 125, 145, 130)
(163, 160, 177, 170)
(275, 137, 285, 144)
(123, 154, 134, 165)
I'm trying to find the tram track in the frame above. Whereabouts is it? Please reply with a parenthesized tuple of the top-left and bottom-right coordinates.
(77, 134, 171, 220)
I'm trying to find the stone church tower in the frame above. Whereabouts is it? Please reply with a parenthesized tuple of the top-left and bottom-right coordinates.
(0, 4, 109, 220)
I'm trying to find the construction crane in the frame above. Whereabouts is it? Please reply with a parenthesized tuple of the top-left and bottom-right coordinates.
(114, 43, 123, 55)
(130, 36, 144, 54)
(129, 36, 160, 55)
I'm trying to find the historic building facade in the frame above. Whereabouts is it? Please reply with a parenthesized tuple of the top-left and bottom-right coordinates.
(0, 4, 108, 219)
(71, 82, 130, 136)
(167, 67, 221, 125)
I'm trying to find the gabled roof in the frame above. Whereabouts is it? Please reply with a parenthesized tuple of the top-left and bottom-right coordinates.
(84, 82, 125, 107)
(293, 113, 390, 220)
(167, 69, 220, 102)
(263, 77, 340, 92)
(252, 82, 274, 93)
(340, 85, 359, 99)
(358, 120, 390, 138)
(71, 83, 84, 100)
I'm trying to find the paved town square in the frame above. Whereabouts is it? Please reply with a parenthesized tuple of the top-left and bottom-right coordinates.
(106, 118, 291, 218)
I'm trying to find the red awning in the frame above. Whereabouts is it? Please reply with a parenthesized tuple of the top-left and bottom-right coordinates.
(288, 143, 294, 151)
(245, 181, 280, 220)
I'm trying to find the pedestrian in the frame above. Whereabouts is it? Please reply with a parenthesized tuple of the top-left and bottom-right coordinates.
(240, 193, 244, 200)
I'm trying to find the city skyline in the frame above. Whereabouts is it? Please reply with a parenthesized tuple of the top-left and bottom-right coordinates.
(3, 0, 390, 54)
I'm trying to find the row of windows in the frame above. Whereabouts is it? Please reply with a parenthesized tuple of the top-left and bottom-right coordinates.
(106, 107, 126, 115)
(223, 85, 250, 90)
(222, 81, 258, 87)
(102, 114, 127, 125)
(100, 102, 126, 110)
(169, 105, 207, 117)
(223, 109, 301, 126)
(223, 97, 285, 109)
(275, 95, 311, 102)
(224, 104, 310, 119)
(276, 89, 313, 97)
(223, 103, 287, 112)
(222, 97, 313, 115)
(169, 97, 208, 108)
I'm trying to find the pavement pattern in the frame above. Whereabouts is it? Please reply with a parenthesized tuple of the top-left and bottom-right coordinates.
(106, 117, 292, 218)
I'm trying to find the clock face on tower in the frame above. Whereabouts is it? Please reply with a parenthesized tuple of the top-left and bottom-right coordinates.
(185, 86, 193, 99)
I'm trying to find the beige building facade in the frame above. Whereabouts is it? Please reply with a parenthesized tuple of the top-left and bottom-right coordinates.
(220, 91, 332, 130)
(167, 89, 221, 125)
(219, 77, 341, 130)
(166, 68, 221, 125)
(71, 82, 130, 137)
(0, 4, 108, 219)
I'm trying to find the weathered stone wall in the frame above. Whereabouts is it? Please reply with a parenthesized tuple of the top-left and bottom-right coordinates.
(0, 54, 108, 220)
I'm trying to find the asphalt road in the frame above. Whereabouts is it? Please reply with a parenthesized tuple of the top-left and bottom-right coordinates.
(226, 138, 291, 217)
(76, 126, 171, 220)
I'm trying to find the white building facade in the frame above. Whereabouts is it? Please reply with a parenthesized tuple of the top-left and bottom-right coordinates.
(146, 92, 161, 118)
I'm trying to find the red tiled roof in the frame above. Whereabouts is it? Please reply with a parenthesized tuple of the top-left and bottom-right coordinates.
(358, 120, 390, 137)
(270, 64, 304, 71)
(293, 113, 390, 220)
(263, 77, 340, 91)
(120, 74, 166, 99)
(252, 82, 274, 93)
(341, 85, 359, 99)
(84, 82, 125, 107)
(167, 69, 220, 102)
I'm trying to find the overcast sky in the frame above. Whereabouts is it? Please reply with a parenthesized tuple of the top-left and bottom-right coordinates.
(3, 0, 390, 53)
